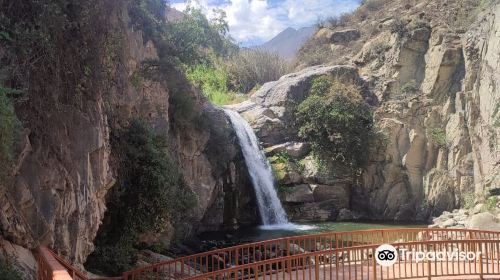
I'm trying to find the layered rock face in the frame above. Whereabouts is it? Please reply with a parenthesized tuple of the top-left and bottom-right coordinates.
(234, 1, 500, 223)
(0, 2, 255, 275)
(357, 2, 500, 220)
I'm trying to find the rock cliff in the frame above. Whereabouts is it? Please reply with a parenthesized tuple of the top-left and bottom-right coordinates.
(0, 0, 256, 276)
(234, 0, 500, 223)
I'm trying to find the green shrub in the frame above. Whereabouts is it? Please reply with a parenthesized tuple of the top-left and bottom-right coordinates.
(295, 76, 373, 171)
(463, 193, 476, 209)
(86, 119, 195, 276)
(84, 243, 137, 276)
(429, 128, 447, 148)
(485, 196, 499, 211)
(272, 151, 291, 165)
(493, 102, 500, 127)
(0, 91, 20, 183)
(0, 260, 22, 280)
(186, 64, 246, 105)
(490, 188, 500, 196)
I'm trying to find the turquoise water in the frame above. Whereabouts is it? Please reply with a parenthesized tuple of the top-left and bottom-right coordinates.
(199, 221, 426, 244)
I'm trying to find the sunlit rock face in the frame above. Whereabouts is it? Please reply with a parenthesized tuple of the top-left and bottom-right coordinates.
(232, 1, 500, 223)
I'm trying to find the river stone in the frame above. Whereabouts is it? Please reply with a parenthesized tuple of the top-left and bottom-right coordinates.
(472, 204, 485, 214)
(467, 213, 500, 231)
(441, 218, 457, 227)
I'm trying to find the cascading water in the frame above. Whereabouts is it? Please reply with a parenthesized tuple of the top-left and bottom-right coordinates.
(223, 109, 289, 226)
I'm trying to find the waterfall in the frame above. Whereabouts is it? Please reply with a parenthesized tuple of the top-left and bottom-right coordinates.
(223, 109, 289, 225)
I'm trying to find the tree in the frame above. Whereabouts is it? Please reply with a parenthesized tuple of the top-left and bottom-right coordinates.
(166, 6, 235, 65)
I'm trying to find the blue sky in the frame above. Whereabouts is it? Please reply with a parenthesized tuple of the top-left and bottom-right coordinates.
(170, 0, 361, 46)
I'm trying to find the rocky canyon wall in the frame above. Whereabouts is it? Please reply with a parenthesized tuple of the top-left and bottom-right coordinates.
(235, 0, 500, 223)
(0, 1, 256, 276)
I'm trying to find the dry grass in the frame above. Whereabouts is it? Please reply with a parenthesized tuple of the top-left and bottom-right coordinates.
(225, 49, 291, 93)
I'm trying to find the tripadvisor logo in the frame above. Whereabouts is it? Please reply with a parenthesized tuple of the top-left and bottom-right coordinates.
(375, 244, 482, 267)
(375, 244, 398, 266)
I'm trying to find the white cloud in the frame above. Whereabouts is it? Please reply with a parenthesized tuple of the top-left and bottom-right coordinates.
(171, 2, 187, 11)
(171, 0, 360, 45)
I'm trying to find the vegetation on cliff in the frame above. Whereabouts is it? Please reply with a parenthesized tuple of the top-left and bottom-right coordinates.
(0, 90, 20, 183)
(187, 63, 246, 105)
(0, 260, 21, 280)
(295, 76, 373, 172)
(86, 119, 195, 275)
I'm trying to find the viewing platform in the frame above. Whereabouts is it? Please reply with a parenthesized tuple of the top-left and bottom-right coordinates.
(37, 228, 500, 280)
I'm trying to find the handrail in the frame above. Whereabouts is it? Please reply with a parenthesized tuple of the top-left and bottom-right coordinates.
(37, 247, 74, 280)
(37, 247, 122, 280)
(122, 227, 500, 279)
(186, 239, 500, 280)
(37, 228, 500, 280)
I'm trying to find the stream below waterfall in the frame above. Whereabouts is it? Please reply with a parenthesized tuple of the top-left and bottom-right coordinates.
(194, 222, 426, 252)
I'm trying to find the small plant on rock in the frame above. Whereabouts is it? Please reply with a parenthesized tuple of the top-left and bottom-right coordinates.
(390, 18, 408, 38)
(400, 80, 418, 95)
(429, 128, 448, 148)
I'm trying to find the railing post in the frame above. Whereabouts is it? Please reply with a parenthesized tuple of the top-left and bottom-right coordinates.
(427, 243, 431, 280)
(286, 241, 291, 273)
(372, 247, 377, 280)
(479, 241, 484, 280)
(314, 255, 320, 280)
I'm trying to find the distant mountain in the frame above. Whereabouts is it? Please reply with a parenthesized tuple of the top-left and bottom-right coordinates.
(255, 27, 316, 59)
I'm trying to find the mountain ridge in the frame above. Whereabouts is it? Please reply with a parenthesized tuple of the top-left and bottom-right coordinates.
(254, 26, 316, 59)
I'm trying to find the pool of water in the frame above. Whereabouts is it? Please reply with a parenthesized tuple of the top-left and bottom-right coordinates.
(198, 221, 427, 245)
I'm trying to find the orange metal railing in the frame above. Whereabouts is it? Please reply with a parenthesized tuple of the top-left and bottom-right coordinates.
(37, 247, 122, 280)
(37, 228, 500, 280)
(37, 247, 73, 280)
(185, 240, 500, 280)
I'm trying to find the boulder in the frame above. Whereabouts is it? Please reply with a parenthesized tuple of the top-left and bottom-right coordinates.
(472, 204, 485, 214)
(441, 218, 457, 227)
(265, 142, 310, 158)
(331, 29, 361, 44)
(467, 213, 500, 231)
(284, 185, 315, 203)
(285, 142, 311, 158)
(312, 184, 350, 209)
(336, 209, 360, 221)
(0, 238, 36, 280)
